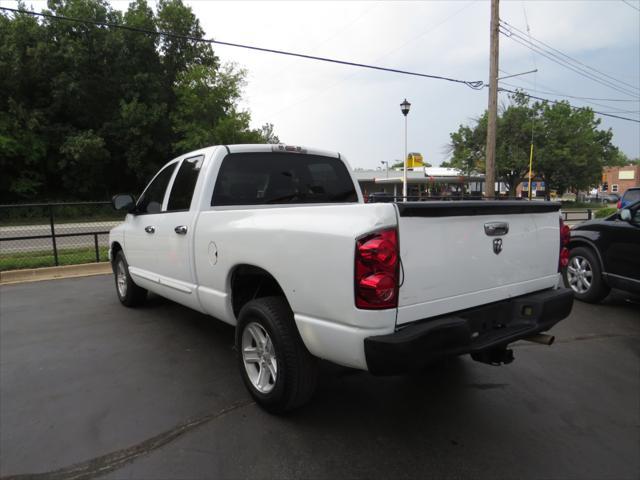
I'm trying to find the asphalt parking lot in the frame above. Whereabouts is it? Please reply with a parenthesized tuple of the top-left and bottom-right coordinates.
(1, 275, 638, 480)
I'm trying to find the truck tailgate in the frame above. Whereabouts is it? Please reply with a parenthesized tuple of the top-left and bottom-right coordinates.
(395, 201, 562, 326)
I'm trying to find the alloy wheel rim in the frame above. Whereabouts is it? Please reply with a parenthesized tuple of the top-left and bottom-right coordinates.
(241, 321, 277, 394)
(566, 255, 593, 294)
(116, 260, 128, 298)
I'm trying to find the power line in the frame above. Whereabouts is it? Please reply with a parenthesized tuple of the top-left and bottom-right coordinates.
(498, 87, 640, 123)
(500, 19, 640, 96)
(622, 1, 640, 12)
(500, 26, 640, 98)
(0, 6, 485, 90)
(501, 19, 639, 93)
(500, 28, 640, 99)
(264, 0, 481, 119)
(498, 68, 640, 103)
(499, 81, 640, 114)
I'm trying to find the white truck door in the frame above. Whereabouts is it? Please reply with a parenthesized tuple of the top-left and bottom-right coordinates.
(125, 161, 179, 285)
(144, 155, 204, 311)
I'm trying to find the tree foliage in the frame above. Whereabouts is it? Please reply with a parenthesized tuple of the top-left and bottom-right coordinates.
(0, 0, 278, 202)
(445, 92, 620, 198)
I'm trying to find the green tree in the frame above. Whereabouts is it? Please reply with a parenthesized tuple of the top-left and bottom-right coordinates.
(0, 0, 278, 202)
(445, 92, 619, 198)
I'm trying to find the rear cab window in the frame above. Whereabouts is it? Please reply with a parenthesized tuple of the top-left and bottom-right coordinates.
(211, 152, 357, 206)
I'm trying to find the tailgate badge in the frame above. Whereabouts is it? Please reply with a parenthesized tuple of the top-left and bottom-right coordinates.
(493, 238, 503, 255)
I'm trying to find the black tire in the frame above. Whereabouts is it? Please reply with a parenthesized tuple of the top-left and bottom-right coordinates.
(236, 296, 318, 413)
(113, 250, 147, 307)
(563, 246, 610, 303)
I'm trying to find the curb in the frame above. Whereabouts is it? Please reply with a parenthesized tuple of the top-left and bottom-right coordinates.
(0, 262, 112, 285)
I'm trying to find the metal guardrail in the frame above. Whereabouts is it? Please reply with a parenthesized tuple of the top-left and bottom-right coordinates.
(0, 202, 121, 271)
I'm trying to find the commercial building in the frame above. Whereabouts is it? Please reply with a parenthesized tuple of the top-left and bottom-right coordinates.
(353, 167, 487, 198)
(600, 164, 639, 196)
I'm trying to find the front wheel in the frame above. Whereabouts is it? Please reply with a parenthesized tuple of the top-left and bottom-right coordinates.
(563, 246, 609, 303)
(113, 251, 147, 307)
(236, 297, 318, 413)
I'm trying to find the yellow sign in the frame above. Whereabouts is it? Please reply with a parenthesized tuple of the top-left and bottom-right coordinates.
(407, 152, 424, 168)
(619, 170, 635, 180)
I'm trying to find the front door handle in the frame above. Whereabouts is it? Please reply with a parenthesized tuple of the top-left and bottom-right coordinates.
(174, 225, 188, 235)
(144, 225, 156, 234)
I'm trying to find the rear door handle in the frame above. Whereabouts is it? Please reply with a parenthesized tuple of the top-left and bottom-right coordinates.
(174, 225, 188, 235)
(144, 226, 156, 234)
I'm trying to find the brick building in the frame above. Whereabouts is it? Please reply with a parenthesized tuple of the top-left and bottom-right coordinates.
(600, 164, 640, 196)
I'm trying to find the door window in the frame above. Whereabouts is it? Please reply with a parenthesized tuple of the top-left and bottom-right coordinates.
(167, 155, 204, 211)
(136, 163, 177, 214)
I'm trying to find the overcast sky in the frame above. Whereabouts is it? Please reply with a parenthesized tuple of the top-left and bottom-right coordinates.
(8, 0, 640, 169)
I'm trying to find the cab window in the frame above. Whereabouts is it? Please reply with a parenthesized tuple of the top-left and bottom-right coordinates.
(211, 152, 357, 206)
(167, 156, 204, 211)
(136, 163, 177, 214)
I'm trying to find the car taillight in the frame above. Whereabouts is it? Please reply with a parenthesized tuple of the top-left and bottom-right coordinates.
(355, 228, 399, 309)
(559, 217, 570, 271)
(617, 200, 622, 209)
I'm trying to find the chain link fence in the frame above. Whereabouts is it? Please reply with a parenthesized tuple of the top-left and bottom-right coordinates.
(0, 202, 123, 271)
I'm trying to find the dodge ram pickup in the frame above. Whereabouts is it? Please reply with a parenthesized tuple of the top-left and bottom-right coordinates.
(109, 144, 574, 412)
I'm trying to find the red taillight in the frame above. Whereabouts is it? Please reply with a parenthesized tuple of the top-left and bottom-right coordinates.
(559, 218, 570, 270)
(617, 200, 622, 209)
(560, 247, 570, 268)
(355, 228, 399, 309)
(560, 220, 570, 247)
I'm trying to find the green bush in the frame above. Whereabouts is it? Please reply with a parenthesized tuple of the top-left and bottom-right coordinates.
(595, 207, 617, 218)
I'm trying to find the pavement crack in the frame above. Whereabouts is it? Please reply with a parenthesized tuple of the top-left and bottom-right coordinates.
(0, 399, 254, 480)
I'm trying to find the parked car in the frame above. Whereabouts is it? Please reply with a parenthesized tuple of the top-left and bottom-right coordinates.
(617, 187, 640, 209)
(109, 144, 573, 411)
(563, 199, 640, 302)
(601, 193, 620, 204)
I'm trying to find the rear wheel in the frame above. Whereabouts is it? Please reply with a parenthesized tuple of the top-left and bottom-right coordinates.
(236, 296, 318, 413)
(114, 251, 147, 307)
(563, 246, 609, 303)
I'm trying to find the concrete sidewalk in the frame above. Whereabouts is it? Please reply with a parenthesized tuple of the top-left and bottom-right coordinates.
(0, 262, 111, 285)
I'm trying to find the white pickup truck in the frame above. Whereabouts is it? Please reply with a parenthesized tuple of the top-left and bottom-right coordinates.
(109, 144, 573, 412)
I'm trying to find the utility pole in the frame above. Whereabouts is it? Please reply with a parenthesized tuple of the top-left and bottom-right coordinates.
(485, 0, 499, 199)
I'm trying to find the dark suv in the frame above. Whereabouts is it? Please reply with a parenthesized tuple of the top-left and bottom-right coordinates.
(617, 187, 640, 209)
(563, 200, 640, 302)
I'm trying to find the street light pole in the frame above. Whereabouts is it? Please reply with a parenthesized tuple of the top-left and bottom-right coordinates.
(381, 160, 389, 179)
(400, 99, 411, 202)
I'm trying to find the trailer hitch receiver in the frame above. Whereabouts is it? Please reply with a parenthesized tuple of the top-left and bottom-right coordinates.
(471, 347, 514, 366)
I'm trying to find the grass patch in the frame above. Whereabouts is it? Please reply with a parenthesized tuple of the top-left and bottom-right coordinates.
(1, 214, 124, 227)
(594, 207, 617, 218)
(0, 246, 109, 271)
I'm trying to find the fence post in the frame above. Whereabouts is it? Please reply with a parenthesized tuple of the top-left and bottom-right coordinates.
(49, 205, 59, 266)
(94, 233, 100, 262)
(587, 209, 592, 220)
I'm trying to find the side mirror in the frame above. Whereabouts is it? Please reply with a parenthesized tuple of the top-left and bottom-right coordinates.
(112, 194, 136, 213)
(620, 208, 631, 222)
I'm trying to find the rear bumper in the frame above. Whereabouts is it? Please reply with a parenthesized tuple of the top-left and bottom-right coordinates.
(364, 288, 573, 375)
